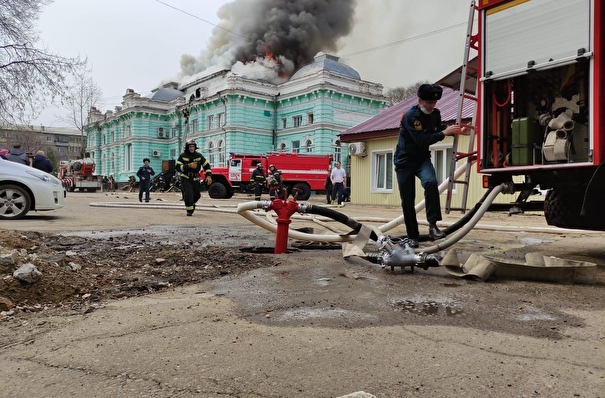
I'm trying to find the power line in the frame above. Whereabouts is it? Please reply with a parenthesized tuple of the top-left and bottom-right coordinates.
(152, 0, 467, 59)
(340, 22, 467, 59)
(152, 0, 250, 41)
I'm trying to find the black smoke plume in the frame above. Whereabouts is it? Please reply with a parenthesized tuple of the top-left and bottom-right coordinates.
(180, 0, 357, 81)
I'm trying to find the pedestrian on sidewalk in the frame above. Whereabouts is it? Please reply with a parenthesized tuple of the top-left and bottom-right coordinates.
(136, 158, 155, 202)
(330, 161, 347, 207)
(32, 150, 53, 173)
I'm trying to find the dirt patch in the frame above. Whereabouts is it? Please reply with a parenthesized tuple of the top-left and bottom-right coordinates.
(0, 229, 280, 313)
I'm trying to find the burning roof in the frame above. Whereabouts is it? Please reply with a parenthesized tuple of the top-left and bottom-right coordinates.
(179, 0, 357, 84)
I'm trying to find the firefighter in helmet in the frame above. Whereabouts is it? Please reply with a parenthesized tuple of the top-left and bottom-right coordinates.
(250, 162, 266, 201)
(268, 164, 284, 200)
(176, 140, 212, 216)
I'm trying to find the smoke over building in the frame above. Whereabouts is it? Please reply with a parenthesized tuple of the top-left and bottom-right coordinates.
(179, 0, 357, 83)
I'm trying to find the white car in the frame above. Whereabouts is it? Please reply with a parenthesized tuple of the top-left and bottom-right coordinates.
(0, 159, 66, 219)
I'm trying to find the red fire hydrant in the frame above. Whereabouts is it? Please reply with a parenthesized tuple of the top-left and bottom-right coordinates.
(270, 195, 300, 254)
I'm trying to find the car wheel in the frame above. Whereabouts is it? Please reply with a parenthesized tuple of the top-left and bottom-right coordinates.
(292, 183, 311, 200)
(208, 182, 227, 199)
(0, 184, 32, 220)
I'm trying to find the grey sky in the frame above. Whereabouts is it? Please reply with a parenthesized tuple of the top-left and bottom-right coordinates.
(33, 0, 470, 126)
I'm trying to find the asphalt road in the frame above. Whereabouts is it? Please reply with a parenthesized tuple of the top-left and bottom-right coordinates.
(1, 191, 604, 397)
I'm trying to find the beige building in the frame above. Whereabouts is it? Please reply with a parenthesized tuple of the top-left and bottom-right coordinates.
(0, 125, 84, 164)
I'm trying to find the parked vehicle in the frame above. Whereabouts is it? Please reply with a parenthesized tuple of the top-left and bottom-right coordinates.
(58, 158, 102, 192)
(450, 0, 605, 230)
(0, 159, 65, 219)
(207, 152, 333, 200)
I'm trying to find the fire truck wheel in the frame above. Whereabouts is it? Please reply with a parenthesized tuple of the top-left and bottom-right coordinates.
(0, 184, 32, 220)
(292, 183, 311, 200)
(207, 182, 228, 199)
(544, 188, 583, 228)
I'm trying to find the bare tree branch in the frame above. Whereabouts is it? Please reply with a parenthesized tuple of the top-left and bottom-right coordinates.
(56, 68, 104, 157)
(384, 80, 430, 105)
(0, 0, 84, 126)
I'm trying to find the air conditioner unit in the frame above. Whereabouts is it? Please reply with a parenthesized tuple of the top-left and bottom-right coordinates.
(348, 142, 366, 156)
(152, 150, 161, 157)
(157, 127, 165, 138)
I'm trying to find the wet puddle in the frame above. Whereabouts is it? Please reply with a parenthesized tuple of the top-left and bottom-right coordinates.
(392, 295, 464, 317)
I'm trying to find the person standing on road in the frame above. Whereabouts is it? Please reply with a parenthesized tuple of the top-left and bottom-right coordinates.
(394, 83, 471, 248)
(32, 150, 53, 173)
(324, 166, 333, 204)
(330, 161, 347, 207)
(136, 158, 155, 203)
(176, 140, 212, 216)
(6, 144, 29, 165)
(268, 164, 284, 200)
(251, 163, 266, 201)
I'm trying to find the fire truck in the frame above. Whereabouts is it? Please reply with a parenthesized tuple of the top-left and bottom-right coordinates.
(448, 0, 605, 231)
(58, 158, 102, 192)
(207, 152, 333, 200)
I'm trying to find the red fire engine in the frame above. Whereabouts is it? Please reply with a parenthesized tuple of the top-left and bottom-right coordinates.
(444, 0, 605, 231)
(207, 152, 333, 200)
(58, 158, 103, 192)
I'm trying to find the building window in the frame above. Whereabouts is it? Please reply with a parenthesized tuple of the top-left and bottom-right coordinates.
(125, 144, 133, 171)
(432, 146, 456, 192)
(282, 118, 287, 128)
(207, 141, 215, 166)
(279, 142, 287, 151)
(124, 125, 131, 138)
(218, 112, 225, 127)
(110, 131, 115, 143)
(293, 115, 302, 127)
(171, 127, 177, 138)
(217, 139, 225, 166)
(170, 148, 177, 158)
(372, 151, 394, 191)
(191, 119, 198, 133)
(46, 136, 52, 142)
(307, 113, 314, 124)
(292, 140, 300, 153)
(333, 140, 342, 164)
(304, 139, 313, 153)
(207, 115, 214, 130)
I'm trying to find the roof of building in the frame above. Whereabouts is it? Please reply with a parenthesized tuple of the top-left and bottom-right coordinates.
(340, 86, 474, 140)
(291, 52, 361, 81)
(146, 87, 185, 102)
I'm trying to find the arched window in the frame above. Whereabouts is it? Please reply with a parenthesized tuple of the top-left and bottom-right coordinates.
(207, 141, 215, 166)
(305, 139, 313, 153)
(217, 139, 225, 166)
(279, 142, 287, 152)
(333, 140, 342, 164)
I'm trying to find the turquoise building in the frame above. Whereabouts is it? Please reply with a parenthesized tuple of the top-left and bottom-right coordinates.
(85, 53, 388, 182)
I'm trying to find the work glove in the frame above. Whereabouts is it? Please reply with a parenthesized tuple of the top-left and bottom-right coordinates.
(188, 162, 198, 169)
(205, 175, 212, 185)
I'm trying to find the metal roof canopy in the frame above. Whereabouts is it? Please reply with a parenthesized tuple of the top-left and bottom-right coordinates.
(435, 57, 478, 95)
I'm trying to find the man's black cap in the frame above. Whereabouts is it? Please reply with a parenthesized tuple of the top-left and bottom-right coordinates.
(417, 84, 443, 101)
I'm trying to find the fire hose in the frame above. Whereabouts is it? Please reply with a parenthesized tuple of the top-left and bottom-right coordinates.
(237, 178, 511, 269)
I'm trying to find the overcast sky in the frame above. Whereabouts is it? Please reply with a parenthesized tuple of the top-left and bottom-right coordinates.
(33, 0, 470, 126)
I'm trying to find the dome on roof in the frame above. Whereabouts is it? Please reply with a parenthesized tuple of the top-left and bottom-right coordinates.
(290, 52, 360, 81)
(146, 87, 184, 102)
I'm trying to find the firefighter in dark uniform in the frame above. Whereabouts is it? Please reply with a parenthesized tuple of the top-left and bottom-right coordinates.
(394, 84, 468, 248)
(251, 163, 266, 201)
(268, 164, 284, 200)
(176, 140, 212, 216)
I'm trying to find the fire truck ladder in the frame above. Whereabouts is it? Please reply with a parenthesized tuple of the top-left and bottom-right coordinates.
(445, 0, 479, 214)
